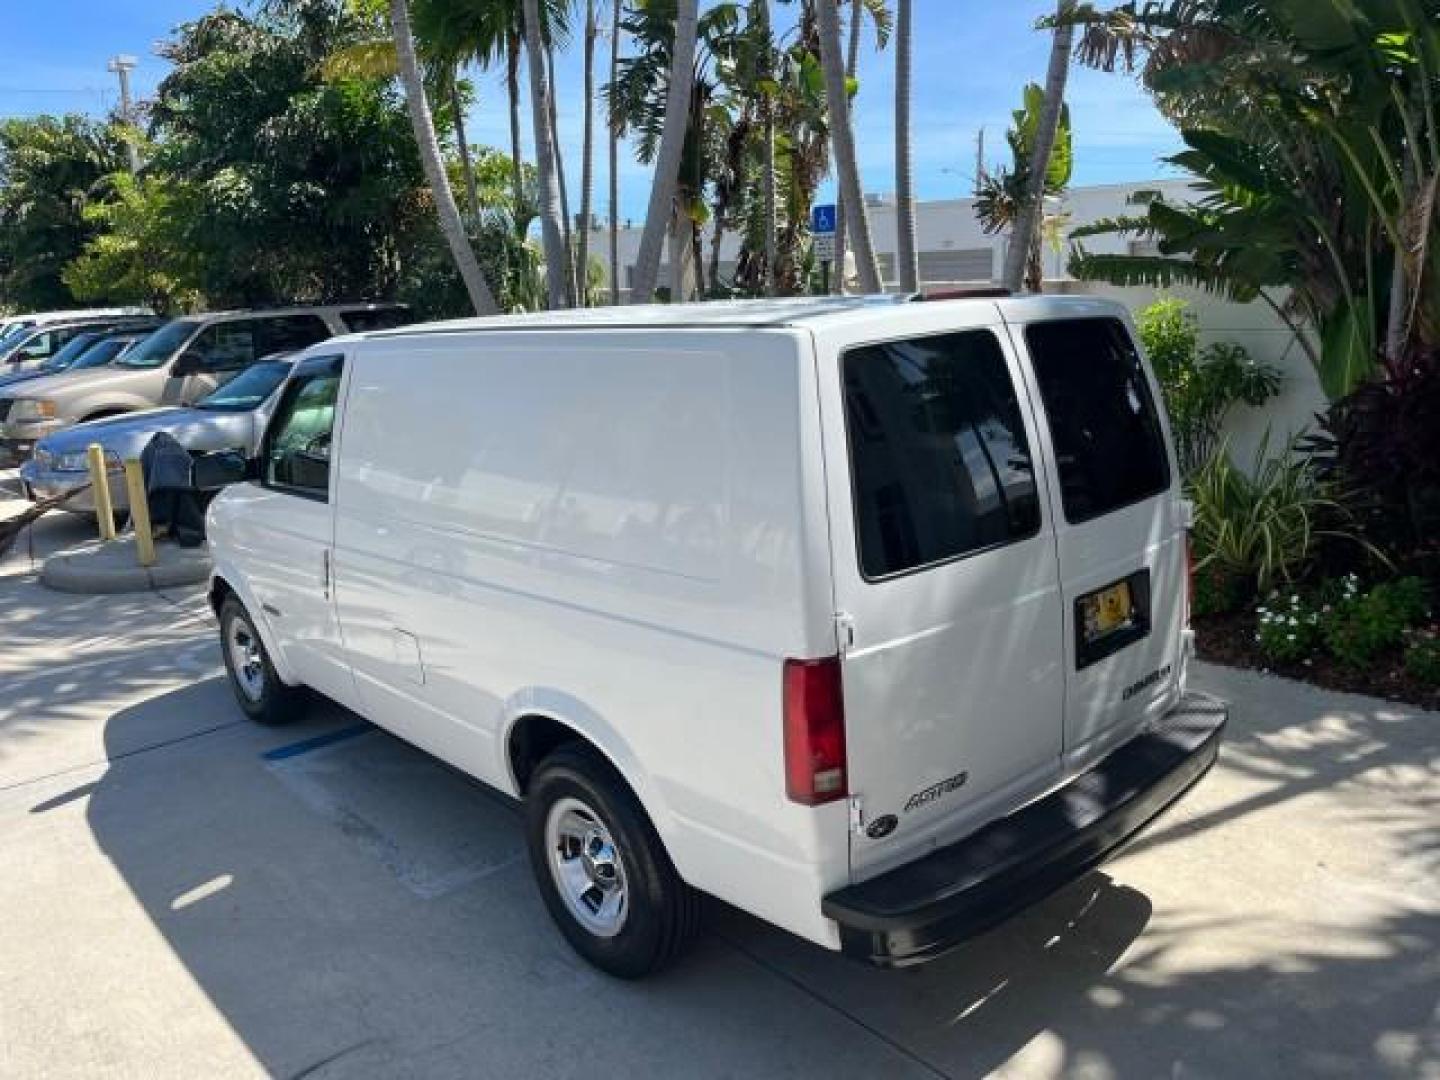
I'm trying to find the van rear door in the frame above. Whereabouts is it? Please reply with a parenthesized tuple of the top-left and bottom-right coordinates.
(1007, 309, 1187, 775)
(815, 308, 1067, 881)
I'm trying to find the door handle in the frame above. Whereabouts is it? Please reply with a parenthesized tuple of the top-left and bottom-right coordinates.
(321, 549, 331, 599)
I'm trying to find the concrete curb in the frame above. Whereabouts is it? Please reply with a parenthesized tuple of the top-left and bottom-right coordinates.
(41, 537, 212, 594)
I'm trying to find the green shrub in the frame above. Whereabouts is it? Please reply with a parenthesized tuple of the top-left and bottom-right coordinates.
(1255, 592, 1324, 664)
(1321, 575, 1430, 670)
(1189, 437, 1347, 596)
(1136, 297, 1280, 476)
(1193, 564, 1248, 616)
(1404, 632, 1440, 687)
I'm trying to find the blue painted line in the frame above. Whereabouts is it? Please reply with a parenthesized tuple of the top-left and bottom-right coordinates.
(262, 722, 374, 762)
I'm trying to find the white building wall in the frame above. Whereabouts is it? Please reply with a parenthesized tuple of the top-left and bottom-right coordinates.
(596, 178, 1326, 460)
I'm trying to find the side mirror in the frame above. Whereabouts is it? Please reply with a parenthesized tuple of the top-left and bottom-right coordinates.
(192, 448, 254, 490)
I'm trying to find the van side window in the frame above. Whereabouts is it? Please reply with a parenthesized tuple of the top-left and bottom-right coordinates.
(1025, 318, 1170, 524)
(842, 330, 1041, 579)
(259, 314, 332, 355)
(263, 363, 342, 500)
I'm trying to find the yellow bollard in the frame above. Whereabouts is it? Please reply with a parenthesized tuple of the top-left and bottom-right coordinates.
(122, 459, 155, 568)
(86, 443, 117, 542)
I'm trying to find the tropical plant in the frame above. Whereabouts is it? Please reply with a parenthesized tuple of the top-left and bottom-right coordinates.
(1002, 0, 1074, 293)
(0, 115, 126, 310)
(523, 0, 573, 307)
(626, 0, 701, 303)
(815, 0, 881, 292)
(974, 83, 1073, 293)
(63, 173, 206, 314)
(389, 0, 498, 314)
(1189, 435, 1368, 597)
(893, 0, 917, 292)
(149, 1, 438, 306)
(577, 0, 599, 306)
(608, 0, 624, 304)
(1060, 0, 1440, 398)
(1135, 297, 1281, 475)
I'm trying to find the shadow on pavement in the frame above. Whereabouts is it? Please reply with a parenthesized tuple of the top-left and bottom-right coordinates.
(84, 672, 1439, 1078)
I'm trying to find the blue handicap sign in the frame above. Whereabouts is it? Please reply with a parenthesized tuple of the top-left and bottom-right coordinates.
(811, 204, 837, 235)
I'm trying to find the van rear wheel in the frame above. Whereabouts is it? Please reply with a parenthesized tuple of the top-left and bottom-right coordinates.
(525, 745, 700, 978)
(218, 596, 302, 725)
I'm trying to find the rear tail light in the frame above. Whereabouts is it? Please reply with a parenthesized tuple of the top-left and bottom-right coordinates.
(783, 656, 848, 805)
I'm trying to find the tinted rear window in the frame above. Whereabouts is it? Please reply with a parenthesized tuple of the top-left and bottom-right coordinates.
(843, 330, 1041, 579)
(1025, 318, 1170, 524)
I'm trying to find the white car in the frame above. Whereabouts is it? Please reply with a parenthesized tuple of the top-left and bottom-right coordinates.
(200, 297, 1226, 977)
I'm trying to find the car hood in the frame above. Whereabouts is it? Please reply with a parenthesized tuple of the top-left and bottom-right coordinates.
(35, 407, 260, 461)
(0, 368, 49, 392)
(0, 364, 155, 402)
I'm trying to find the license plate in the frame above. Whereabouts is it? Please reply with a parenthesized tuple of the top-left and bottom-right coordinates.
(1081, 581, 1135, 642)
(1075, 571, 1152, 669)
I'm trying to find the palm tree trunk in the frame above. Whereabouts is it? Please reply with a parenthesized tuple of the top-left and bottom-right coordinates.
(546, 43, 577, 305)
(832, 0, 862, 293)
(760, 0, 777, 297)
(506, 32, 525, 225)
(577, 0, 597, 308)
(450, 72, 480, 228)
(522, 0, 570, 308)
(389, 0, 497, 315)
(630, 0, 699, 304)
(608, 0, 622, 304)
(1003, 3, 1072, 293)
(894, 0, 918, 292)
(815, 0, 881, 293)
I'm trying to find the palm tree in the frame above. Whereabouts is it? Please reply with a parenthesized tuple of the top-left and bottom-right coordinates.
(832, 0, 861, 292)
(522, 0, 571, 307)
(758, 0, 777, 296)
(893, 0, 917, 292)
(628, 0, 699, 304)
(546, 42, 578, 303)
(814, 0, 881, 293)
(1002, 1, 1073, 293)
(608, 0, 622, 303)
(577, 0, 598, 306)
(388, 0, 498, 314)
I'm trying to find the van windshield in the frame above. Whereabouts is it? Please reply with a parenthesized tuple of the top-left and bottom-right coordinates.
(116, 320, 198, 368)
(1025, 318, 1171, 524)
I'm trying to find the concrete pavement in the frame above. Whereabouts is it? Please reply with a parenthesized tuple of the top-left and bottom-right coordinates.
(2, 467, 1437, 1078)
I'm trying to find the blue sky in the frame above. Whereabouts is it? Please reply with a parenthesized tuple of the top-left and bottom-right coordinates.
(2, 0, 1182, 222)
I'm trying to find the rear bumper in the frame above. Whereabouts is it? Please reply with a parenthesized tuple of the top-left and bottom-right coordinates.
(823, 691, 1227, 968)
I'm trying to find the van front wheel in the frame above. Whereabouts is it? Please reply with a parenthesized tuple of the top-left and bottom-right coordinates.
(526, 746, 700, 978)
(218, 596, 301, 725)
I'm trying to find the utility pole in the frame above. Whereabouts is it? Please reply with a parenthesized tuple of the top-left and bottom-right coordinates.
(975, 128, 985, 194)
(107, 54, 140, 174)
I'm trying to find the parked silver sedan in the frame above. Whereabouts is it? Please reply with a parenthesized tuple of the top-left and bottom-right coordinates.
(20, 357, 293, 514)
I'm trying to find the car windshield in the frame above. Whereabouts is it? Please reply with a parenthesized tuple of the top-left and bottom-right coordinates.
(0, 322, 34, 346)
(38, 332, 104, 373)
(116, 319, 199, 368)
(71, 337, 132, 370)
(195, 360, 292, 412)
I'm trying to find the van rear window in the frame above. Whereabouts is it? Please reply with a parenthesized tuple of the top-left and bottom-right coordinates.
(1025, 318, 1170, 524)
(843, 330, 1041, 579)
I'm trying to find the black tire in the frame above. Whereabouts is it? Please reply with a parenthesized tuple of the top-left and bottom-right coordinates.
(526, 745, 701, 978)
(218, 596, 303, 725)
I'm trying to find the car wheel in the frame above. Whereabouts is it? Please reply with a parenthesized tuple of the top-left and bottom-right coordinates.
(526, 745, 701, 978)
(218, 596, 302, 725)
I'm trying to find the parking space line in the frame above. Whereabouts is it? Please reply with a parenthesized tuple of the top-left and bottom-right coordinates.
(262, 722, 374, 761)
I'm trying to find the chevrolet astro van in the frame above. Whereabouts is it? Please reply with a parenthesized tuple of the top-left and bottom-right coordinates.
(200, 296, 1227, 977)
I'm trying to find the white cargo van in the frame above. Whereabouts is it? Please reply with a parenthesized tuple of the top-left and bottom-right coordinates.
(202, 297, 1226, 977)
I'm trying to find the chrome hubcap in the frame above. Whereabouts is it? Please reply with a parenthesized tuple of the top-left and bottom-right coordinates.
(545, 797, 628, 938)
(226, 615, 265, 703)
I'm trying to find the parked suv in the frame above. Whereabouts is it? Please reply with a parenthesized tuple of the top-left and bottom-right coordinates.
(201, 297, 1226, 978)
(0, 303, 410, 464)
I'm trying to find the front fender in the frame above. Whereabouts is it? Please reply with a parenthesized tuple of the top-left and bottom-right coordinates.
(208, 556, 300, 687)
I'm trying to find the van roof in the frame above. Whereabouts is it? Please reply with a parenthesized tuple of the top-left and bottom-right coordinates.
(369, 294, 1123, 338)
